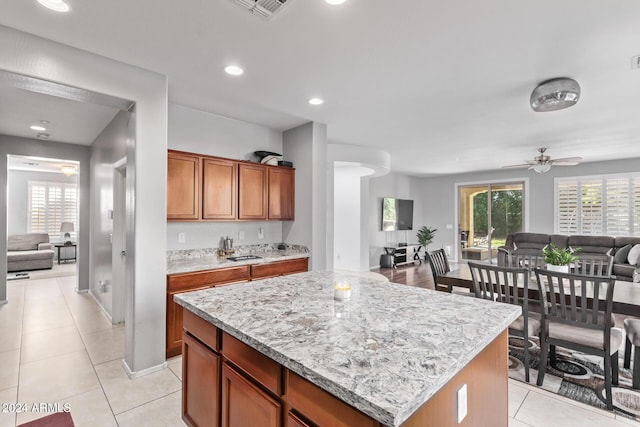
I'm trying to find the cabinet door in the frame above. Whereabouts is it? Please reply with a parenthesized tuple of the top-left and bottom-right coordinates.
(168, 151, 201, 220)
(167, 287, 209, 358)
(238, 163, 267, 220)
(268, 167, 295, 220)
(287, 412, 312, 427)
(182, 332, 220, 427)
(203, 158, 237, 220)
(221, 364, 281, 427)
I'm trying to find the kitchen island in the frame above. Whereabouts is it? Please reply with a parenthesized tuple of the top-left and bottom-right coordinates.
(175, 271, 520, 427)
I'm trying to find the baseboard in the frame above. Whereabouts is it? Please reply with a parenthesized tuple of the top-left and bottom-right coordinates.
(0, 299, 7, 305)
(122, 359, 168, 379)
(369, 265, 381, 270)
(88, 290, 113, 323)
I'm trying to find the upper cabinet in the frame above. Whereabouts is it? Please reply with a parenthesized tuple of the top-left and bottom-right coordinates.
(238, 163, 268, 220)
(167, 150, 294, 222)
(167, 151, 201, 220)
(268, 167, 295, 220)
(203, 158, 237, 220)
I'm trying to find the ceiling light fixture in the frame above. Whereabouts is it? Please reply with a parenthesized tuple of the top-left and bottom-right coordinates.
(61, 165, 76, 176)
(532, 163, 552, 174)
(36, 0, 71, 12)
(308, 98, 324, 105)
(224, 65, 244, 76)
(40, 119, 50, 124)
(530, 77, 580, 112)
(36, 133, 50, 140)
(325, 0, 347, 4)
(30, 125, 47, 131)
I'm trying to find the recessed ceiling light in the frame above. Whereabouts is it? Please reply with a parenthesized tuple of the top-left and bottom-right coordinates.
(325, 0, 347, 4)
(36, 133, 50, 140)
(308, 98, 324, 106)
(36, 0, 71, 12)
(30, 125, 47, 131)
(224, 65, 244, 76)
(40, 119, 50, 124)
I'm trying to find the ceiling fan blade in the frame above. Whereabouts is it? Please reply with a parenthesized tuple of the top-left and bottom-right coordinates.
(502, 163, 533, 169)
(549, 157, 582, 166)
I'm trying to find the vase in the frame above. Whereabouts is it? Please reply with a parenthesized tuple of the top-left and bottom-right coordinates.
(546, 264, 569, 273)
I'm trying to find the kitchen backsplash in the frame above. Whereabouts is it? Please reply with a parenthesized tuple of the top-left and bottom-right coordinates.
(167, 243, 309, 261)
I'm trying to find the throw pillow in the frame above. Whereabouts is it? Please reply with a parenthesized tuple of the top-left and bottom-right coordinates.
(628, 244, 640, 267)
(614, 244, 633, 264)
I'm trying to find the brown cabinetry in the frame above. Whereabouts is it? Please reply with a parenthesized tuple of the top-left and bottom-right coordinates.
(251, 258, 308, 280)
(268, 167, 295, 220)
(182, 332, 220, 427)
(203, 158, 237, 220)
(238, 163, 268, 220)
(168, 151, 201, 220)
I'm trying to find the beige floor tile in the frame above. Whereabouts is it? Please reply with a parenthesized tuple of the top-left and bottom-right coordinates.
(515, 390, 630, 427)
(167, 356, 182, 381)
(21, 306, 75, 334)
(95, 360, 181, 415)
(18, 350, 100, 406)
(116, 390, 186, 427)
(509, 381, 529, 418)
(72, 308, 115, 335)
(24, 279, 62, 300)
(0, 349, 20, 391)
(15, 388, 118, 427)
(0, 387, 17, 427)
(82, 327, 125, 365)
(20, 326, 85, 364)
(0, 326, 22, 353)
(0, 300, 24, 326)
(617, 415, 640, 425)
(23, 296, 69, 315)
(509, 418, 534, 427)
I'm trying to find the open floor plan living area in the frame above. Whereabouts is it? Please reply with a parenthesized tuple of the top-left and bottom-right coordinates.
(1, 0, 640, 426)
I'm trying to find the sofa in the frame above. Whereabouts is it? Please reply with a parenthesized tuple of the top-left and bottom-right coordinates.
(498, 232, 640, 282)
(7, 233, 55, 272)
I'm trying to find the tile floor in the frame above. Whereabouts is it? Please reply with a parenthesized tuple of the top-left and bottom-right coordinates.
(0, 274, 638, 427)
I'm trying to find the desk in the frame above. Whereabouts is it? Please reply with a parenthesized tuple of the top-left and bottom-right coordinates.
(439, 266, 640, 316)
(55, 244, 77, 264)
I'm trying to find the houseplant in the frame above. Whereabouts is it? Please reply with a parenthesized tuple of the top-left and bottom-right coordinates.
(543, 244, 580, 272)
(416, 226, 437, 252)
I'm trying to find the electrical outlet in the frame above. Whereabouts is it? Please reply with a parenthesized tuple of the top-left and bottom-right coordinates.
(632, 55, 640, 70)
(238, 231, 245, 240)
(457, 384, 467, 423)
(258, 228, 264, 239)
(178, 232, 186, 244)
(446, 224, 453, 229)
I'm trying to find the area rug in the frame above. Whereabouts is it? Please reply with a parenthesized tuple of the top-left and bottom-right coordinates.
(7, 272, 30, 281)
(17, 412, 74, 427)
(509, 336, 639, 421)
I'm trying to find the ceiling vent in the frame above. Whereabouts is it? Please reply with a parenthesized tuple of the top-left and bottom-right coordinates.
(232, 0, 290, 19)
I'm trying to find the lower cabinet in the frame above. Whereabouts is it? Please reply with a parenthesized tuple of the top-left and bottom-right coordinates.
(221, 364, 282, 427)
(182, 332, 220, 427)
(286, 413, 311, 427)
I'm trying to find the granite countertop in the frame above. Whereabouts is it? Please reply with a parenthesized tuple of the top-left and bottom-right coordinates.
(167, 249, 309, 275)
(175, 271, 520, 426)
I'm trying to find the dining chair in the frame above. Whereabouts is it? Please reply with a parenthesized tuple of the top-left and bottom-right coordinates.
(505, 252, 546, 270)
(572, 254, 614, 277)
(533, 268, 621, 410)
(426, 249, 451, 292)
(468, 262, 542, 383)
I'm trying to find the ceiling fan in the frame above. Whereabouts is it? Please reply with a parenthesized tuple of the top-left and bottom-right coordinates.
(502, 148, 582, 174)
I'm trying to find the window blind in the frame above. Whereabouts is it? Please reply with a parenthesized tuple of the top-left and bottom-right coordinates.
(28, 181, 78, 242)
(555, 173, 640, 236)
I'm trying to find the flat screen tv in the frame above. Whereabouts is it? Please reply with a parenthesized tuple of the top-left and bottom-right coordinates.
(381, 197, 414, 231)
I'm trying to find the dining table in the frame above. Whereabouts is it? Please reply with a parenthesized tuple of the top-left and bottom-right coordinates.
(438, 265, 640, 317)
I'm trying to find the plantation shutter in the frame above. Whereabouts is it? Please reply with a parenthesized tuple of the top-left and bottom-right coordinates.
(29, 184, 47, 233)
(28, 181, 78, 241)
(580, 179, 603, 235)
(605, 177, 630, 236)
(556, 180, 579, 234)
(634, 176, 640, 235)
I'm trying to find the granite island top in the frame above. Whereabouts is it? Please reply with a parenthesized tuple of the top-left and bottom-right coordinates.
(167, 248, 309, 275)
(175, 271, 521, 426)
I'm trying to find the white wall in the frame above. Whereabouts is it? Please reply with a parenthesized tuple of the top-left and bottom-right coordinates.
(415, 157, 640, 261)
(8, 169, 78, 237)
(333, 168, 362, 270)
(167, 103, 285, 250)
(0, 25, 168, 374)
(90, 110, 130, 317)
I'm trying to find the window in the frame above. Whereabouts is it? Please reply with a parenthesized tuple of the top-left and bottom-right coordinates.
(28, 181, 78, 242)
(555, 173, 640, 236)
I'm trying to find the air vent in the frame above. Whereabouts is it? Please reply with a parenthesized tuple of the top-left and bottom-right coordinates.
(232, 0, 290, 19)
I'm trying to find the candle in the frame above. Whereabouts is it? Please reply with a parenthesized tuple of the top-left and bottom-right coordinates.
(333, 280, 352, 300)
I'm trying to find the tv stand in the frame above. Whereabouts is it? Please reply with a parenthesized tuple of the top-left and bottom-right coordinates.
(383, 244, 423, 268)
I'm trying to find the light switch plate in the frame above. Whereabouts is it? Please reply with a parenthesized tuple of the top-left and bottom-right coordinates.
(446, 223, 453, 229)
(238, 231, 245, 240)
(457, 384, 467, 423)
(178, 232, 186, 244)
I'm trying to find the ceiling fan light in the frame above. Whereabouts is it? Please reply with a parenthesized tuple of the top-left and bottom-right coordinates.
(530, 78, 580, 112)
(532, 163, 551, 174)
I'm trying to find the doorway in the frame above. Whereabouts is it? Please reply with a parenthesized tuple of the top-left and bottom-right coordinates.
(458, 181, 525, 263)
(111, 158, 126, 324)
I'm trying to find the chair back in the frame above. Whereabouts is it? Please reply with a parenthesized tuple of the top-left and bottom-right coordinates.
(426, 249, 450, 281)
(468, 261, 530, 306)
(572, 254, 614, 277)
(533, 268, 615, 333)
(505, 253, 545, 270)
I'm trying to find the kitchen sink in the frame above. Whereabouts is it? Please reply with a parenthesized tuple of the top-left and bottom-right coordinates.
(227, 255, 262, 261)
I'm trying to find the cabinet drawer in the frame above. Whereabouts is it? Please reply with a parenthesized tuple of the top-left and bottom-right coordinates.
(183, 309, 220, 352)
(251, 258, 308, 280)
(222, 332, 282, 396)
(168, 266, 250, 292)
(287, 371, 378, 427)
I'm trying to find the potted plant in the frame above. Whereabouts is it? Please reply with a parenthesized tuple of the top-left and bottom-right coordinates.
(542, 244, 581, 273)
(417, 226, 437, 253)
